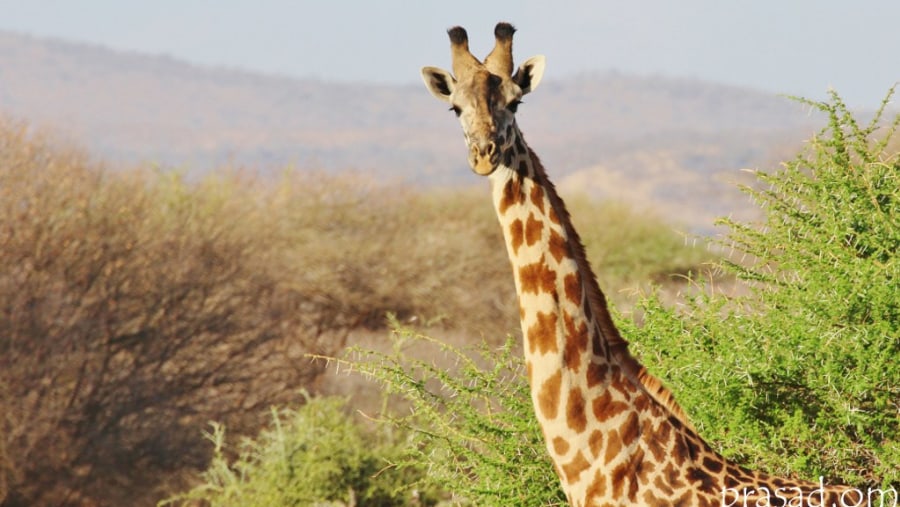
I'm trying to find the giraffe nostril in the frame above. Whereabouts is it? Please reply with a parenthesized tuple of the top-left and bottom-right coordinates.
(478, 141, 497, 160)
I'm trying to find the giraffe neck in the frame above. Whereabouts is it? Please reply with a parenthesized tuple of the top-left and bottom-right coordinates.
(486, 126, 855, 505)
(488, 124, 683, 431)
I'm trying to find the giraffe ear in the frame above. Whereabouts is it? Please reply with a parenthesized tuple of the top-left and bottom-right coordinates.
(513, 55, 546, 95)
(421, 66, 456, 102)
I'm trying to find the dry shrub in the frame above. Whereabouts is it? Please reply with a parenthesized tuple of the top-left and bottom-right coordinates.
(0, 121, 348, 506)
(281, 177, 518, 335)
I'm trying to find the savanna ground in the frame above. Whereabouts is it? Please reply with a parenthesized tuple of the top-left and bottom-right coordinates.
(1, 91, 898, 506)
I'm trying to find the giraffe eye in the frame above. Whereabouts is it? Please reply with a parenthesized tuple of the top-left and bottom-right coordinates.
(507, 100, 523, 113)
(449, 105, 462, 117)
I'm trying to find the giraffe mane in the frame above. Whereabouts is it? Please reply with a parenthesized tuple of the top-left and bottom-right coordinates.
(525, 147, 697, 432)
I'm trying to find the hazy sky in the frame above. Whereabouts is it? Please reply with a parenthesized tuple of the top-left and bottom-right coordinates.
(2, 1, 898, 108)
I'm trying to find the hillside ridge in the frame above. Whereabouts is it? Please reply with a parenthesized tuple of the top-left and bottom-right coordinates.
(0, 30, 822, 232)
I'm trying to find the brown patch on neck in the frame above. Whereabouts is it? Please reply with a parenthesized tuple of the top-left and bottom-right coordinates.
(518, 257, 556, 294)
(527, 311, 559, 355)
(538, 370, 563, 419)
(562, 273, 581, 305)
(592, 389, 628, 423)
(498, 175, 526, 215)
(566, 387, 588, 433)
(529, 182, 545, 213)
(562, 312, 588, 373)
(552, 436, 570, 456)
(524, 213, 543, 246)
(561, 451, 591, 484)
(586, 362, 609, 388)
(548, 229, 569, 264)
(509, 218, 524, 254)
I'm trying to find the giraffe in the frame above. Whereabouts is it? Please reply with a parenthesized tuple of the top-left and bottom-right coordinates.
(420, 23, 864, 507)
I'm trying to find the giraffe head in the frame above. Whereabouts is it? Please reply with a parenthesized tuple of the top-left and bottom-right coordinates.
(421, 23, 546, 175)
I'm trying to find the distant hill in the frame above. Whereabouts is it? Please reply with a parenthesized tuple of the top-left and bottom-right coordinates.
(0, 30, 824, 233)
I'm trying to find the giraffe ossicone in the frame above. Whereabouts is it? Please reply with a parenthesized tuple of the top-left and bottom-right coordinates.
(421, 22, 859, 506)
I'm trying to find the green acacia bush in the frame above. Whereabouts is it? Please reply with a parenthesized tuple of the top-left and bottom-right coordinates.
(624, 89, 899, 488)
(160, 395, 435, 507)
(347, 321, 567, 506)
(171, 324, 567, 507)
(0, 122, 335, 506)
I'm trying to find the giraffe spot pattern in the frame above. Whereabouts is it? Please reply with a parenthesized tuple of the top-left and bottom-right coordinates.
(592, 390, 629, 423)
(498, 177, 526, 214)
(548, 205, 560, 225)
(552, 436, 570, 456)
(563, 312, 589, 373)
(672, 490, 694, 507)
(632, 391, 652, 413)
(653, 474, 676, 497)
(644, 418, 669, 463)
(529, 183, 545, 213)
(620, 411, 641, 447)
(563, 272, 581, 304)
(561, 450, 590, 484)
(686, 466, 717, 494)
(537, 370, 562, 420)
(548, 229, 568, 264)
(586, 361, 609, 388)
(566, 387, 587, 433)
(671, 433, 692, 467)
(518, 259, 556, 294)
(702, 456, 723, 474)
(585, 469, 607, 501)
(602, 428, 621, 465)
(666, 415, 693, 464)
(611, 446, 644, 501)
(524, 212, 543, 246)
(588, 430, 604, 458)
(694, 493, 716, 507)
(509, 218, 524, 254)
(642, 489, 669, 506)
(527, 311, 559, 355)
(724, 470, 741, 489)
(613, 372, 639, 396)
(662, 462, 686, 490)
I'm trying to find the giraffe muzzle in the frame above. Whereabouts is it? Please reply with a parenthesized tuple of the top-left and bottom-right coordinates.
(469, 140, 499, 175)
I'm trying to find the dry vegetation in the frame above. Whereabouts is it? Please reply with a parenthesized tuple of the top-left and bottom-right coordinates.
(0, 118, 710, 506)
